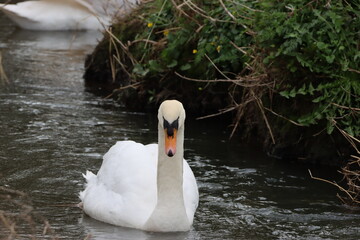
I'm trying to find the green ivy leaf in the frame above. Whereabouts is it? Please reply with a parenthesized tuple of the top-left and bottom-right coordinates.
(148, 60, 163, 72)
(180, 63, 191, 71)
(167, 60, 178, 68)
(298, 84, 306, 95)
(133, 64, 149, 77)
(326, 120, 335, 134)
(325, 55, 335, 64)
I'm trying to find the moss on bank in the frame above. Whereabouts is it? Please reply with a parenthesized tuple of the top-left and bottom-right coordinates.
(84, 0, 359, 165)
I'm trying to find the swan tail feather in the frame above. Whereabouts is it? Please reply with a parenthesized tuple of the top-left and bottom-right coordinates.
(79, 170, 97, 201)
(83, 170, 97, 184)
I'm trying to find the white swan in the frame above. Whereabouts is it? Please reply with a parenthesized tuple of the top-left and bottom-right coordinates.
(80, 100, 199, 232)
(0, 0, 138, 31)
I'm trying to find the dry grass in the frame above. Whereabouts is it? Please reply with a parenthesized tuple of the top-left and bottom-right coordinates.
(0, 52, 9, 86)
(309, 128, 360, 207)
(99, 0, 358, 150)
(102, 0, 273, 119)
(338, 155, 360, 206)
(165, 0, 274, 139)
(0, 186, 57, 239)
(174, 47, 275, 140)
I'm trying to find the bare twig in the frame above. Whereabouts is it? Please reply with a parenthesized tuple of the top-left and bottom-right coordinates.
(105, 27, 138, 65)
(170, 0, 202, 27)
(348, 68, 360, 74)
(229, 41, 252, 56)
(205, 54, 232, 80)
(308, 169, 360, 204)
(334, 121, 360, 154)
(105, 82, 142, 99)
(252, 90, 275, 144)
(84, 233, 93, 240)
(0, 186, 60, 238)
(219, 0, 236, 21)
(130, 38, 164, 46)
(264, 107, 305, 127)
(196, 106, 237, 120)
(0, 52, 9, 85)
(175, 71, 234, 83)
(308, 129, 360, 207)
(179, 0, 236, 24)
(332, 103, 360, 112)
(42, 220, 51, 235)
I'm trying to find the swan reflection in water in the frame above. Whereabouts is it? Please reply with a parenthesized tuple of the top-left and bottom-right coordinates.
(7, 29, 103, 52)
(81, 215, 201, 240)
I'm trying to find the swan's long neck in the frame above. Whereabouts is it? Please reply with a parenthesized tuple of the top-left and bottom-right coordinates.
(157, 123, 184, 206)
(144, 124, 190, 232)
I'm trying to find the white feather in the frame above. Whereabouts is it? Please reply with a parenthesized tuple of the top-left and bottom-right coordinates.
(0, 0, 138, 31)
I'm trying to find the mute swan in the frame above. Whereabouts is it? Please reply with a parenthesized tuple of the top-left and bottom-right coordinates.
(80, 100, 199, 232)
(0, 0, 138, 31)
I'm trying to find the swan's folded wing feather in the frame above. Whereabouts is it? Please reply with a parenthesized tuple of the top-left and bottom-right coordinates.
(0, 1, 104, 30)
(76, 0, 139, 17)
(183, 160, 199, 224)
(96, 141, 157, 193)
(0, 4, 40, 24)
(81, 141, 158, 228)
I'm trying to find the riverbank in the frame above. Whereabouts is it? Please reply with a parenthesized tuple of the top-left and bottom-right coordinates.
(84, 0, 359, 166)
(0, 6, 359, 238)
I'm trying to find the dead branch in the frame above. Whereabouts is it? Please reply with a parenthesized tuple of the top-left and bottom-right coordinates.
(0, 52, 9, 85)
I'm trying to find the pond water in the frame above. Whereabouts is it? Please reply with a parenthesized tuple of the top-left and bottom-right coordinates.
(1, 13, 360, 240)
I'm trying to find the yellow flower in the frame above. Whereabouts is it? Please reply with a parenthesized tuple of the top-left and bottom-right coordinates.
(192, 49, 198, 54)
(147, 22, 153, 28)
(163, 29, 169, 36)
(216, 45, 221, 53)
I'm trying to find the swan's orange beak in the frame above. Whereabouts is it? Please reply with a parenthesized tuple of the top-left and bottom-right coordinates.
(165, 129, 177, 157)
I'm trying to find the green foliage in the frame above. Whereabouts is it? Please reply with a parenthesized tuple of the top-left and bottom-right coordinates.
(105, 0, 359, 138)
(256, 1, 359, 75)
(108, 0, 257, 109)
(255, 0, 360, 136)
(127, 0, 252, 81)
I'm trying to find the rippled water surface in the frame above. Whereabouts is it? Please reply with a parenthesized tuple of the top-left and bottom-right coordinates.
(1, 13, 360, 240)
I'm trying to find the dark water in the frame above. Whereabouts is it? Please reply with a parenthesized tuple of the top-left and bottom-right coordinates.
(1, 13, 360, 240)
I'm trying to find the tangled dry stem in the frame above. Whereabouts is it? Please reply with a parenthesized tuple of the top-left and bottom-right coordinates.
(104, 0, 277, 140)
(309, 129, 360, 207)
(166, 0, 276, 139)
(0, 187, 57, 239)
(336, 127, 360, 206)
(104, 0, 358, 149)
(0, 52, 9, 85)
(338, 155, 360, 206)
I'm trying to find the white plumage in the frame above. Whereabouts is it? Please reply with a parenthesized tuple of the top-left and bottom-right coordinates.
(80, 100, 199, 232)
(0, 0, 138, 31)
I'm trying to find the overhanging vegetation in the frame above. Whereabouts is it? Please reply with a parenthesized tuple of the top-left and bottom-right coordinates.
(84, 0, 359, 165)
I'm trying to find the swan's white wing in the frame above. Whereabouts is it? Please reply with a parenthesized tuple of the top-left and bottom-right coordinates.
(0, 4, 39, 25)
(0, 1, 103, 30)
(0, 0, 139, 30)
(81, 141, 158, 228)
(183, 160, 199, 224)
(97, 141, 157, 196)
(76, 0, 139, 18)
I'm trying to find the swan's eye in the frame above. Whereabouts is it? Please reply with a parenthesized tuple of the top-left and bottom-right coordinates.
(163, 117, 179, 137)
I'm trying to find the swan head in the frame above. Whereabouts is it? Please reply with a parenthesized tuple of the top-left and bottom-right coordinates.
(158, 100, 186, 157)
